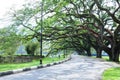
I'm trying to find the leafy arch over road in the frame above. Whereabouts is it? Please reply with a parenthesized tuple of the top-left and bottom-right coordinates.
(11, 0, 120, 62)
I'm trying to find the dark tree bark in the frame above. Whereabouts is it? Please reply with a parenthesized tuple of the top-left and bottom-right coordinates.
(86, 48, 92, 56)
(96, 48, 102, 58)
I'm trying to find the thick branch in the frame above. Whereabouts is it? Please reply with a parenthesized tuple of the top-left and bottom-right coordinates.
(94, 0, 120, 24)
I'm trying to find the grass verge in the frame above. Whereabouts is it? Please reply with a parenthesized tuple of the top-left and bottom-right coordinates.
(102, 67, 120, 80)
(92, 56, 120, 80)
(0, 56, 66, 72)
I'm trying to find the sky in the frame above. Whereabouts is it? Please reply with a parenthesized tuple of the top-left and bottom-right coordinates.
(0, 0, 114, 29)
(0, 0, 27, 29)
(0, 0, 40, 29)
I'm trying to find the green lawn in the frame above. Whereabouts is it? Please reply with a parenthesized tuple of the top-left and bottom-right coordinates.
(103, 67, 120, 80)
(102, 56, 109, 61)
(0, 56, 65, 72)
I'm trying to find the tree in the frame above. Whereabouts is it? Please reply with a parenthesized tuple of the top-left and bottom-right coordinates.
(25, 41, 39, 56)
(93, 0, 120, 62)
(0, 26, 21, 56)
(10, 0, 120, 62)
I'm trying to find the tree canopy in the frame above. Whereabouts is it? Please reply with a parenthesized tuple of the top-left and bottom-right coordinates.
(10, 0, 120, 62)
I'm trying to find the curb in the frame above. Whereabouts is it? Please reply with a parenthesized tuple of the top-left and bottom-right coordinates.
(0, 57, 71, 77)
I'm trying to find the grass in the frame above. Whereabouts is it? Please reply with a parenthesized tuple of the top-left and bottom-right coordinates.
(102, 67, 120, 80)
(92, 56, 120, 80)
(97, 56, 120, 80)
(102, 56, 109, 61)
(0, 56, 65, 72)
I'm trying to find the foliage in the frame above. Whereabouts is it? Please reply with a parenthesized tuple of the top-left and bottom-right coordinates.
(25, 41, 39, 56)
(0, 26, 21, 56)
(0, 56, 66, 72)
(10, 0, 120, 62)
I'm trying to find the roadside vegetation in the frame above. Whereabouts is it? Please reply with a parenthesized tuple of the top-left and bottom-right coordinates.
(0, 56, 66, 72)
(94, 56, 120, 80)
(92, 55, 120, 80)
(103, 67, 120, 80)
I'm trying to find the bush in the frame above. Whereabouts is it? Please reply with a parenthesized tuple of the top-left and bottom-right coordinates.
(25, 42, 39, 56)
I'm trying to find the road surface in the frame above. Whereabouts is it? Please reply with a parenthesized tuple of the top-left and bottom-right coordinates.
(0, 55, 119, 80)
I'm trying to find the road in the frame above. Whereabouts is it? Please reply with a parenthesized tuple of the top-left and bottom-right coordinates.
(0, 55, 119, 80)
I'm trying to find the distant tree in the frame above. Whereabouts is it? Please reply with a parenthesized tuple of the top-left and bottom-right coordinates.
(25, 41, 39, 56)
(0, 26, 21, 56)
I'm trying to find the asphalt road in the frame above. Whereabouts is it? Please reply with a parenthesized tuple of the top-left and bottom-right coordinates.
(0, 55, 119, 80)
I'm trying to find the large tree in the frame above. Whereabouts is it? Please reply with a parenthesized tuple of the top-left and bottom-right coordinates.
(11, 0, 120, 62)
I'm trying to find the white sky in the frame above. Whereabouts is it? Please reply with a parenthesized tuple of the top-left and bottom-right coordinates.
(0, 0, 28, 29)
(0, 0, 26, 28)
(0, 0, 25, 17)
(0, 0, 115, 29)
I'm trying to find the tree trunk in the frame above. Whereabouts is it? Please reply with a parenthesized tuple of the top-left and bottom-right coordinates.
(107, 53, 113, 61)
(101, 45, 113, 61)
(112, 46, 119, 62)
(113, 52, 119, 62)
(112, 25, 120, 62)
(86, 48, 91, 56)
(96, 48, 102, 58)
